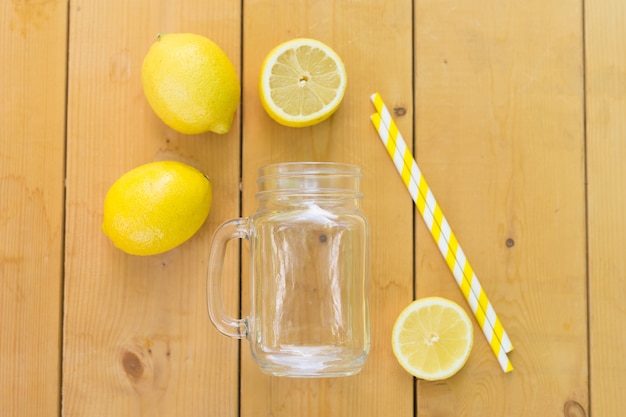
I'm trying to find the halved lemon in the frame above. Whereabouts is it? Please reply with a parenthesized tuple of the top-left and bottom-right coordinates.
(391, 297, 474, 380)
(259, 38, 347, 127)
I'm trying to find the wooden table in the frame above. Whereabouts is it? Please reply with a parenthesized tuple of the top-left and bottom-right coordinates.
(2, 0, 625, 415)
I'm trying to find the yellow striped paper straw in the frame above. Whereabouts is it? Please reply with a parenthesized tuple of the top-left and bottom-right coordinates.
(370, 94, 513, 372)
(371, 111, 513, 373)
(370, 93, 513, 353)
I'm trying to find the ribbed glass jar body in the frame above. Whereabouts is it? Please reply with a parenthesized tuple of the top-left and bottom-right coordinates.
(249, 162, 370, 377)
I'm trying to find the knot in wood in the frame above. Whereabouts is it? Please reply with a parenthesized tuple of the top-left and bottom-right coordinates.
(393, 107, 407, 117)
(122, 351, 143, 379)
(563, 400, 586, 417)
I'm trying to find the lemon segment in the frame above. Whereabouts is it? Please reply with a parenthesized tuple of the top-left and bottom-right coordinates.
(259, 38, 347, 127)
(391, 297, 474, 380)
(102, 161, 212, 255)
(142, 33, 240, 135)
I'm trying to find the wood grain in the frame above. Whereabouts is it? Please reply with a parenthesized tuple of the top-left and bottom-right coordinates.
(585, 0, 626, 416)
(62, 1, 241, 416)
(240, 1, 415, 416)
(3, 0, 626, 415)
(0, 1, 67, 416)
(414, 0, 588, 414)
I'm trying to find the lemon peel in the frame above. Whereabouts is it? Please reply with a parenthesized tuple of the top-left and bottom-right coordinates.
(142, 33, 240, 134)
(102, 161, 212, 255)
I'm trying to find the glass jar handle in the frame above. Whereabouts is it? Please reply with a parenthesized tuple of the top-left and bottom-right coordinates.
(207, 217, 250, 338)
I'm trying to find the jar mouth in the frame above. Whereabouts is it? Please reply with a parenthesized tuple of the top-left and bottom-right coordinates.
(256, 162, 363, 197)
(258, 162, 362, 177)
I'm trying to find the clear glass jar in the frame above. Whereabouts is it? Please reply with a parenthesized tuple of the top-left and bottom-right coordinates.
(208, 162, 370, 377)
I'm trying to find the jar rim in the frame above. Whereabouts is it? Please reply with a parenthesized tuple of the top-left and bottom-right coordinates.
(258, 162, 362, 179)
(256, 162, 363, 197)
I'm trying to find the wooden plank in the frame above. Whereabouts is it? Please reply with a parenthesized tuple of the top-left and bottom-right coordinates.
(63, 1, 241, 415)
(0, 1, 67, 416)
(239, 1, 414, 416)
(414, 0, 588, 414)
(585, 0, 626, 415)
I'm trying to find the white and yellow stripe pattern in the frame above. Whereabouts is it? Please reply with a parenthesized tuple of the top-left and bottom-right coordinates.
(370, 93, 513, 373)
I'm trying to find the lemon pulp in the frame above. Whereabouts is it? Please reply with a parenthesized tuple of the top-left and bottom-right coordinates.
(391, 297, 474, 380)
(259, 38, 347, 127)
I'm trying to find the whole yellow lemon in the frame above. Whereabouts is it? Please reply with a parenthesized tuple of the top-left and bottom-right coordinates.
(102, 161, 212, 255)
(142, 33, 240, 135)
